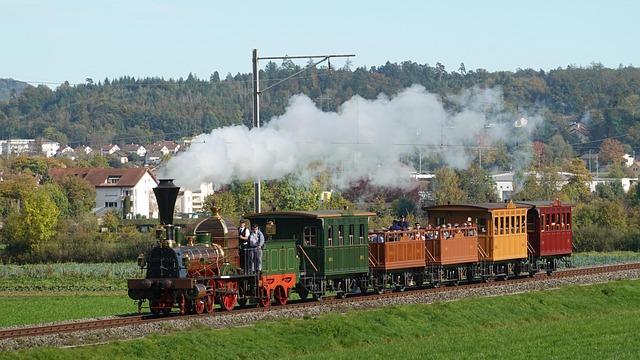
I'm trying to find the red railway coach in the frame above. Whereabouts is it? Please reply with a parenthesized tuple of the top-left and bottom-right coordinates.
(517, 200, 573, 272)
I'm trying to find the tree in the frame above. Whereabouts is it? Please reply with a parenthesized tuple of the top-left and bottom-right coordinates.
(391, 197, 416, 217)
(599, 138, 625, 165)
(2, 187, 60, 255)
(205, 191, 239, 220)
(58, 175, 96, 217)
(513, 173, 543, 201)
(459, 164, 497, 203)
(561, 159, 592, 202)
(42, 182, 70, 218)
(434, 167, 466, 205)
(595, 182, 624, 201)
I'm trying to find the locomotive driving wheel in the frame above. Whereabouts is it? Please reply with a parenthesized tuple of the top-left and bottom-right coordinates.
(195, 298, 205, 314)
(220, 281, 238, 311)
(178, 293, 187, 315)
(204, 295, 214, 314)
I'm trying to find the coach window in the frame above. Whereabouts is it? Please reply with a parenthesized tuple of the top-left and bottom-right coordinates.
(515, 216, 520, 234)
(494, 217, 499, 235)
(338, 225, 344, 246)
(521, 215, 526, 233)
(349, 224, 355, 245)
(303, 226, 317, 246)
(327, 226, 333, 247)
(359, 224, 365, 244)
(500, 217, 505, 235)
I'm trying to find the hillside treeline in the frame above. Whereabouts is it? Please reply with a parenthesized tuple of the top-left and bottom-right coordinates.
(1, 62, 640, 149)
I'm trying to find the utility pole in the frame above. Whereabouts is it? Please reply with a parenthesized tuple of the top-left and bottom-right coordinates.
(251, 49, 355, 213)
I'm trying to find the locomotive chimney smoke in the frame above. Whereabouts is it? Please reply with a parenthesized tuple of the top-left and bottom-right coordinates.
(154, 179, 180, 226)
(162, 85, 542, 190)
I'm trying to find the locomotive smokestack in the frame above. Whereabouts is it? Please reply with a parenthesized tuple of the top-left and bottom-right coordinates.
(154, 179, 180, 226)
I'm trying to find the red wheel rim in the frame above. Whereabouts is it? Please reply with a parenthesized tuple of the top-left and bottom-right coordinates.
(274, 286, 288, 306)
(221, 282, 238, 311)
(259, 287, 271, 308)
(195, 299, 205, 314)
(205, 295, 214, 314)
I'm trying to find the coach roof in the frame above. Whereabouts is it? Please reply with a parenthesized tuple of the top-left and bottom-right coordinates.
(244, 210, 376, 219)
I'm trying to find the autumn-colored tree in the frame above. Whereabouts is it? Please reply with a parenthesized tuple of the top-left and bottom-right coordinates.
(57, 175, 96, 217)
(561, 159, 592, 202)
(599, 138, 625, 165)
(2, 187, 60, 256)
(434, 167, 466, 205)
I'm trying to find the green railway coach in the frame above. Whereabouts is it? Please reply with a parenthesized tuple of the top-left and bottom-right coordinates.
(245, 210, 374, 298)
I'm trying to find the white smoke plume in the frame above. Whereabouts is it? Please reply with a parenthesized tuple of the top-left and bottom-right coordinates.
(161, 85, 540, 190)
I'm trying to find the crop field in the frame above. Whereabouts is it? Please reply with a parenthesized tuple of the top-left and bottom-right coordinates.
(2, 279, 639, 359)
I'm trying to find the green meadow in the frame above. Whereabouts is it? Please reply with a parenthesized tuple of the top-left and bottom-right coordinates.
(2, 279, 639, 359)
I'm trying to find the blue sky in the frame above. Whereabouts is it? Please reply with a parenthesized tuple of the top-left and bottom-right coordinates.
(1, 0, 638, 85)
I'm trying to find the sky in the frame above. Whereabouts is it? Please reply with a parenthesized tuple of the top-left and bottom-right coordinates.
(1, 0, 638, 86)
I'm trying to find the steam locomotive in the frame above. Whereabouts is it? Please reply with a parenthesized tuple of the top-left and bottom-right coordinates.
(127, 180, 572, 314)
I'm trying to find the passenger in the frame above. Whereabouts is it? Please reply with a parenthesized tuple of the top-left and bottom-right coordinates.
(377, 234, 385, 243)
(399, 216, 410, 230)
(413, 223, 425, 240)
(389, 220, 401, 231)
(248, 223, 265, 273)
(238, 220, 250, 273)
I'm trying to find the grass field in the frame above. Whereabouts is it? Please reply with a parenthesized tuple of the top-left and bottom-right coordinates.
(0, 292, 134, 327)
(2, 279, 639, 359)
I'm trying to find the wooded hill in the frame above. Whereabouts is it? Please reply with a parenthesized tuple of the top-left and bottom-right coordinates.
(1, 62, 639, 154)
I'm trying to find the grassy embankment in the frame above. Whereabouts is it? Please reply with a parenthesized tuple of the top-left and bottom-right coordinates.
(2, 279, 640, 359)
(1, 251, 639, 327)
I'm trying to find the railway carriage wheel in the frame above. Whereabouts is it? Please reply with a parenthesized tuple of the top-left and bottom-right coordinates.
(221, 281, 238, 311)
(296, 283, 309, 300)
(259, 286, 271, 308)
(274, 285, 288, 306)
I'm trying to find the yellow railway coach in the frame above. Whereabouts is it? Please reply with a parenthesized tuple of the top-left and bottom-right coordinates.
(424, 201, 529, 262)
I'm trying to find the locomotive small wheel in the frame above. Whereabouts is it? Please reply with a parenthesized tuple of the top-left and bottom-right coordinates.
(274, 285, 288, 305)
(204, 295, 215, 314)
(259, 287, 271, 308)
(195, 299, 205, 314)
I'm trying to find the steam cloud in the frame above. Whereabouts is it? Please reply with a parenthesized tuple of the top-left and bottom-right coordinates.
(161, 85, 540, 190)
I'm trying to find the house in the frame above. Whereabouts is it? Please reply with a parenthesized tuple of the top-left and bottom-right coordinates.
(74, 145, 93, 155)
(122, 143, 147, 157)
(112, 151, 129, 165)
(1, 139, 36, 155)
(492, 172, 515, 201)
(56, 146, 77, 161)
(49, 167, 158, 218)
(39, 139, 60, 158)
(175, 182, 214, 216)
(147, 140, 180, 156)
(630, 160, 640, 177)
(622, 154, 635, 167)
(145, 151, 163, 166)
(568, 122, 590, 142)
(100, 144, 120, 156)
(589, 177, 639, 193)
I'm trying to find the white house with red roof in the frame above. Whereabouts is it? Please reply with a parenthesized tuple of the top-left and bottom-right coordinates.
(122, 143, 147, 157)
(147, 141, 180, 156)
(49, 167, 158, 218)
(100, 144, 120, 156)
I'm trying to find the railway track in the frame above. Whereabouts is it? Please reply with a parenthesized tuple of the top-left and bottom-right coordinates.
(2, 262, 639, 341)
